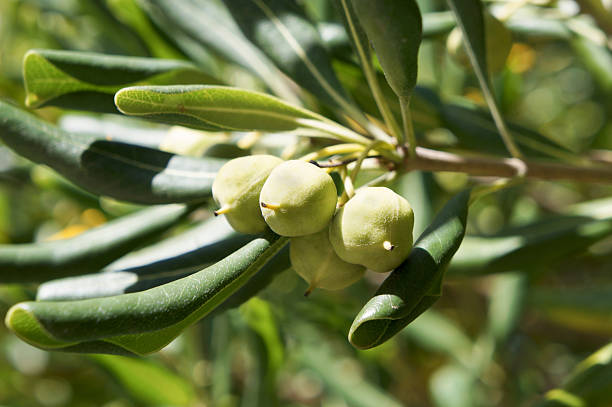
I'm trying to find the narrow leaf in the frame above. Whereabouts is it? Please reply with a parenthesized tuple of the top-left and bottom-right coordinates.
(349, 189, 471, 349)
(24, 49, 218, 112)
(225, 0, 352, 111)
(0, 101, 227, 203)
(350, 0, 422, 100)
(536, 342, 612, 407)
(449, 216, 612, 276)
(36, 216, 252, 300)
(445, 0, 523, 158)
(140, 0, 299, 103)
(0, 204, 191, 284)
(91, 354, 196, 406)
(115, 85, 370, 144)
(5, 235, 289, 355)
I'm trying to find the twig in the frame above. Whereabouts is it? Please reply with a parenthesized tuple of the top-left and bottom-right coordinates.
(406, 147, 612, 184)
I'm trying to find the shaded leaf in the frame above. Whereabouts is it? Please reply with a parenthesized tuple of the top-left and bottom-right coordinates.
(23, 49, 218, 112)
(0, 100, 227, 203)
(0, 204, 191, 284)
(91, 354, 196, 406)
(349, 189, 471, 349)
(140, 0, 299, 103)
(225, 0, 352, 110)
(351, 0, 422, 99)
(5, 235, 289, 355)
(449, 216, 612, 276)
(536, 342, 612, 406)
(445, 0, 522, 157)
(36, 216, 252, 300)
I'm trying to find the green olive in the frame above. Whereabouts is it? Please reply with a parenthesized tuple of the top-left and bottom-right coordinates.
(329, 187, 414, 273)
(259, 160, 337, 237)
(290, 229, 365, 295)
(212, 154, 283, 234)
(446, 12, 512, 73)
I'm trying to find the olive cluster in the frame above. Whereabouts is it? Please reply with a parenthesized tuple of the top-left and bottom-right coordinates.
(212, 155, 414, 294)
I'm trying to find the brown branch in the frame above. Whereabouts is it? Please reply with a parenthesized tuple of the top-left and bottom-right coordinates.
(406, 147, 612, 184)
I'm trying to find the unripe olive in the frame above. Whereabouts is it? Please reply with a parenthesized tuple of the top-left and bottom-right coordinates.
(259, 160, 337, 237)
(212, 154, 283, 234)
(290, 229, 365, 295)
(446, 12, 512, 73)
(329, 187, 414, 273)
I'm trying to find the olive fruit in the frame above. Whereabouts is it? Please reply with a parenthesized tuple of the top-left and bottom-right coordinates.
(259, 160, 337, 237)
(446, 12, 512, 73)
(212, 154, 283, 234)
(290, 229, 366, 295)
(329, 187, 414, 273)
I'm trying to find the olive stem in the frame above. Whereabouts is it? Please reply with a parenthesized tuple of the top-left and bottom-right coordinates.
(399, 96, 417, 157)
(213, 205, 232, 216)
(350, 140, 386, 183)
(405, 146, 612, 184)
(299, 143, 365, 162)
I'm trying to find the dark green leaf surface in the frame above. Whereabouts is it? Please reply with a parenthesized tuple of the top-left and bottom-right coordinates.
(351, 0, 422, 99)
(225, 0, 352, 110)
(141, 0, 299, 102)
(445, 0, 522, 158)
(36, 216, 252, 300)
(0, 204, 191, 284)
(5, 235, 289, 355)
(0, 100, 226, 203)
(449, 216, 612, 276)
(536, 342, 612, 406)
(349, 189, 471, 349)
(24, 49, 218, 112)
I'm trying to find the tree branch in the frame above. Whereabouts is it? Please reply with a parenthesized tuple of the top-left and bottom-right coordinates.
(406, 147, 612, 184)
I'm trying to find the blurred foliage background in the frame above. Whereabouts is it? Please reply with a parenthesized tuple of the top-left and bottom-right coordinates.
(1, 0, 612, 406)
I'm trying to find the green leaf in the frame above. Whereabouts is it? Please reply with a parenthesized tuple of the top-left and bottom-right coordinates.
(91, 354, 196, 406)
(115, 85, 371, 144)
(449, 216, 612, 276)
(0, 204, 191, 284)
(140, 0, 299, 103)
(0, 100, 227, 203)
(349, 189, 471, 349)
(445, 0, 522, 158)
(225, 0, 352, 111)
(351, 0, 422, 100)
(5, 235, 289, 355)
(35, 215, 252, 300)
(486, 272, 526, 342)
(536, 342, 612, 407)
(23, 49, 218, 112)
(529, 286, 612, 337)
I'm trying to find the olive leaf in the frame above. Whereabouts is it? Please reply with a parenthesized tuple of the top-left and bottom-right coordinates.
(449, 216, 612, 276)
(535, 342, 612, 406)
(114, 85, 370, 144)
(91, 354, 196, 406)
(350, 0, 422, 101)
(140, 0, 299, 103)
(349, 189, 471, 350)
(224, 0, 352, 111)
(0, 100, 227, 203)
(0, 204, 191, 284)
(23, 49, 218, 112)
(35, 216, 252, 300)
(445, 0, 522, 158)
(5, 235, 289, 355)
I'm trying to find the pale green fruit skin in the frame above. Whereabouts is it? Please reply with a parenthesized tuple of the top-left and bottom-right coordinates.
(329, 187, 414, 273)
(212, 154, 283, 234)
(290, 229, 365, 291)
(259, 160, 337, 237)
(446, 12, 512, 73)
